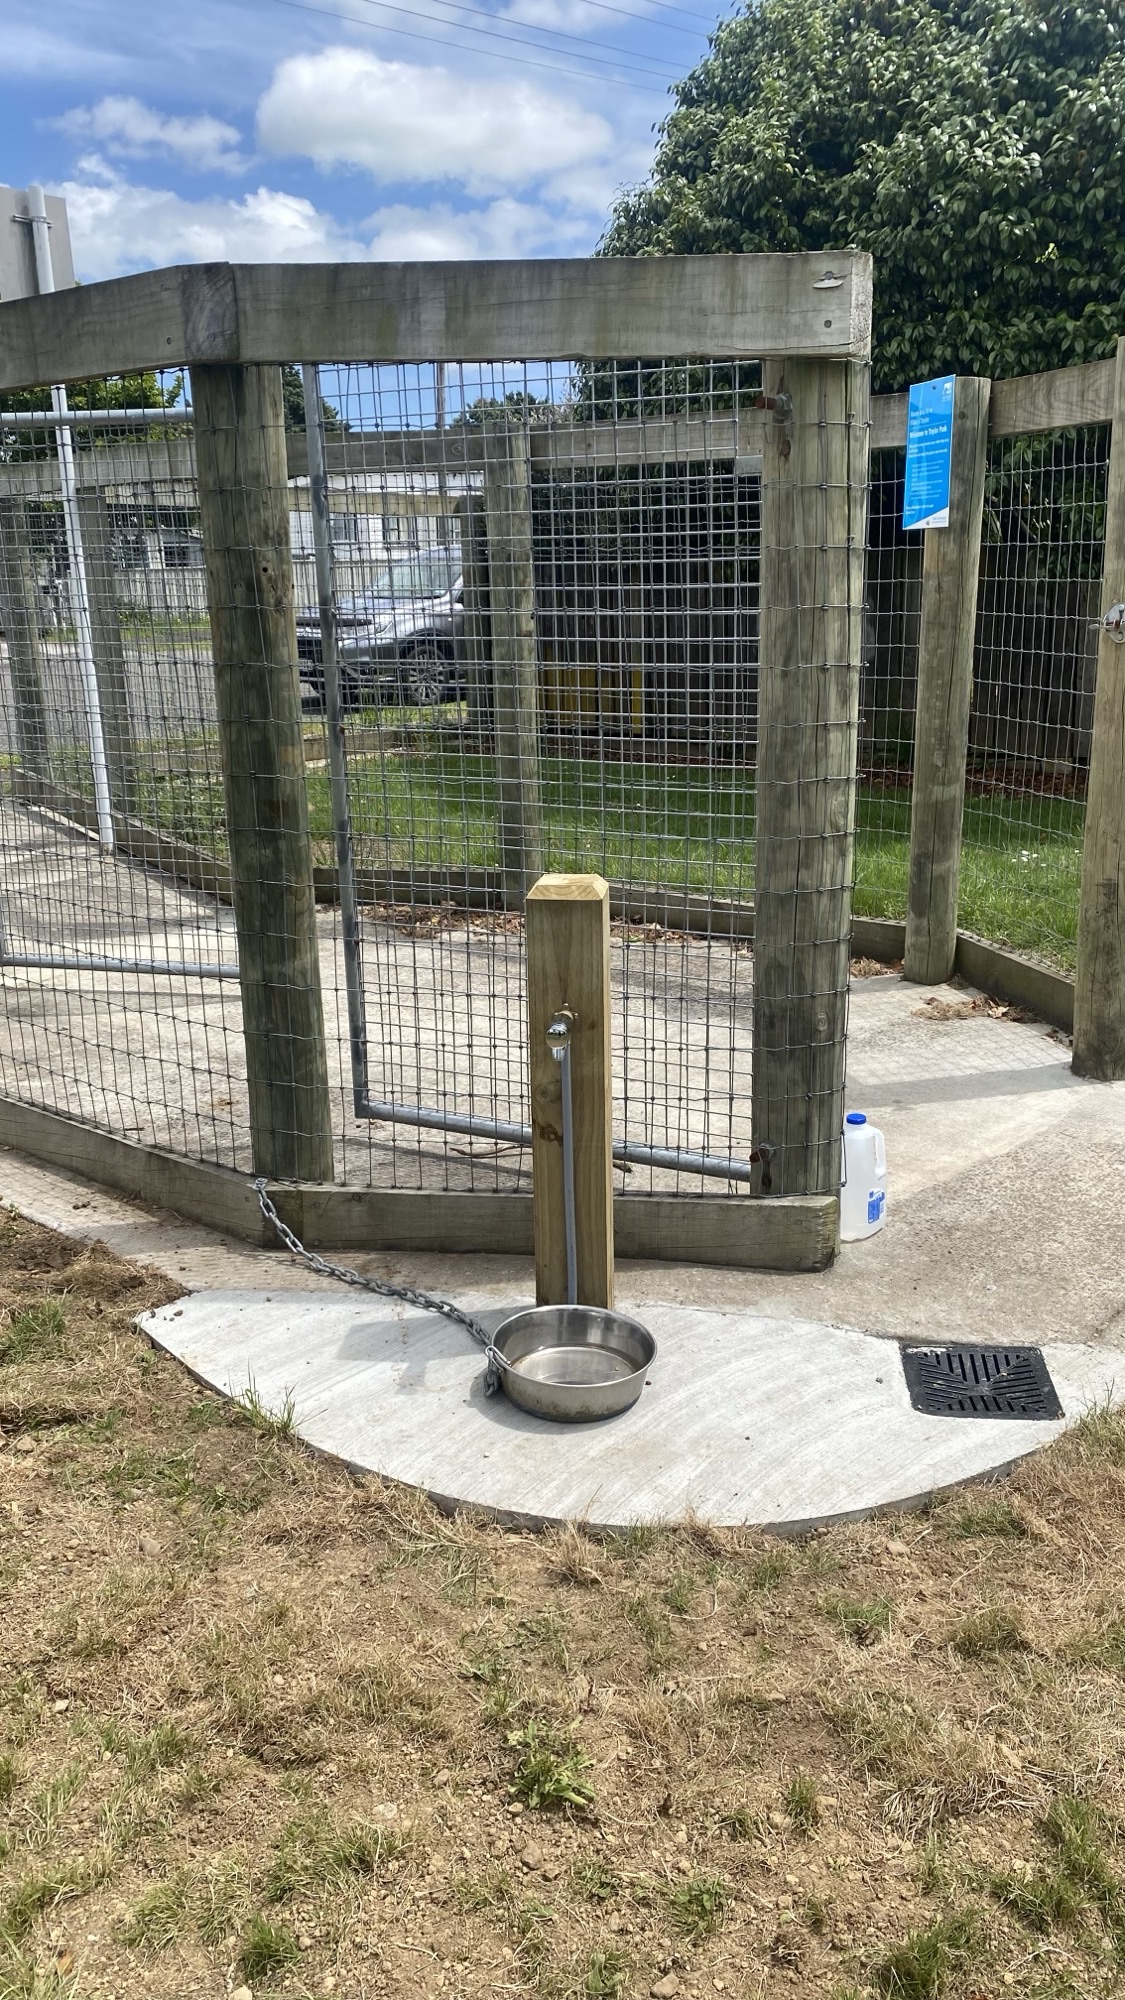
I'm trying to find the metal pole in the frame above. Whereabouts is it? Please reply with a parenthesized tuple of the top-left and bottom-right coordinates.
(559, 1042, 578, 1304)
(0, 408, 194, 428)
(435, 362, 449, 509)
(352, 1091, 767, 1186)
(25, 184, 114, 854)
(301, 362, 369, 1115)
(0, 950, 238, 979)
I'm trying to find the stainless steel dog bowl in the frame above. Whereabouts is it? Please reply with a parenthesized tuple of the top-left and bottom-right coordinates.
(491, 1304, 656, 1422)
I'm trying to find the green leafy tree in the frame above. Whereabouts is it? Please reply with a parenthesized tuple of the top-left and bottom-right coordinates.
(281, 363, 342, 432)
(0, 371, 183, 462)
(602, 0, 1125, 392)
(450, 390, 555, 427)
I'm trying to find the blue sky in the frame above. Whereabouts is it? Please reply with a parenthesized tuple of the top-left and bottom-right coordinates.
(3, 0, 730, 284)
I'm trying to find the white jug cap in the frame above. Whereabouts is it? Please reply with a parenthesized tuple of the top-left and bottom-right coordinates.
(845, 1111, 867, 1125)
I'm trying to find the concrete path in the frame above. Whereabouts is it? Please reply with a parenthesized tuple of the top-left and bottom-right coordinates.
(138, 1287, 1125, 1532)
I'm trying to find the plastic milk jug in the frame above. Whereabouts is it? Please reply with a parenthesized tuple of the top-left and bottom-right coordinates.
(840, 1112, 887, 1242)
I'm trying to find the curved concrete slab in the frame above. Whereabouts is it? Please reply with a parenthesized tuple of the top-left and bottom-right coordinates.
(139, 1289, 1125, 1531)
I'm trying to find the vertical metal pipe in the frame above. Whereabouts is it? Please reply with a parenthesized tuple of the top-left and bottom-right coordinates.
(301, 363, 368, 1116)
(560, 1041, 578, 1306)
(26, 184, 114, 854)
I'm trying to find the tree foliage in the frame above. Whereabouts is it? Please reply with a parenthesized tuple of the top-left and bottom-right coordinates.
(450, 390, 554, 427)
(602, 0, 1125, 391)
(281, 364, 342, 432)
(0, 372, 182, 463)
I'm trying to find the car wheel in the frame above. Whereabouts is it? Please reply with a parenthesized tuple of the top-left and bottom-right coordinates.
(401, 645, 450, 706)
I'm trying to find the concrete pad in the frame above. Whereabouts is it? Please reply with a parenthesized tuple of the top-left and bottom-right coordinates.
(139, 1288, 1125, 1532)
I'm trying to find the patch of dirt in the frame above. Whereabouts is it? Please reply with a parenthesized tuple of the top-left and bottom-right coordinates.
(849, 958, 903, 979)
(3, 1204, 1125, 2000)
(911, 993, 1040, 1024)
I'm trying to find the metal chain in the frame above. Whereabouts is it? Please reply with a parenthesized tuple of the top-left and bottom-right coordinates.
(253, 1179, 505, 1392)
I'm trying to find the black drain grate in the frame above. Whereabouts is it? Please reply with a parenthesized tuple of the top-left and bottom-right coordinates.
(902, 1344, 1063, 1420)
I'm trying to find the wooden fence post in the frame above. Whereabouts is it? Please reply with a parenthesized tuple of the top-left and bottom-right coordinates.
(192, 361, 334, 1182)
(752, 358, 871, 1199)
(1074, 335, 1125, 1078)
(75, 489, 137, 817)
(0, 498, 50, 800)
(526, 873, 613, 1307)
(484, 423, 543, 905)
(903, 377, 991, 984)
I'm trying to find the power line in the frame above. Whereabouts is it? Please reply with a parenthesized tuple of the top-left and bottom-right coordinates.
(260, 0, 681, 90)
(498, 0, 729, 40)
(347, 0, 685, 75)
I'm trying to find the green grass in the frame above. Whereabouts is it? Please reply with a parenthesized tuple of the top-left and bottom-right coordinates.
(983, 1795, 1125, 1952)
(117, 1877, 192, 1953)
(743, 1545, 794, 1594)
(663, 1570, 697, 1615)
(0, 1300, 67, 1366)
(316, 752, 1082, 968)
(1, 1860, 108, 1944)
(1066, 1618, 1125, 1672)
(264, 1811, 402, 1901)
(75, 731, 1083, 971)
(784, 1771, 820, 1832)
(947, 1497, 1029, 1539)
(623, 1591, 672, 1673)
(987, 1864, 1084, 1933)
(1042, 1796, 1122, 1917)
(119, 1722, 192, 1780)
(232, 1376, 297, 1442)
(45, 723, 1090, 972)
(951, 1606, 1030, 1660)
(668, 1874, 729, 1940)
(872, 1910, 978, 1998)
(1070, 1402, 1125, 1466)
(825, 1595, 895, 1646)
(572, 1860, 620, 1903)
(234, 1914, 300, 1985)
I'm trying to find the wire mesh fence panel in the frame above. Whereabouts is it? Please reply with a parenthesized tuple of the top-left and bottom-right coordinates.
(1, 344, 869, 1203)
(0, 377, 249, 1165)
(963, 424, 1108, 970)
(298, 357, 768, 1193)
(855, 446, 920, 931)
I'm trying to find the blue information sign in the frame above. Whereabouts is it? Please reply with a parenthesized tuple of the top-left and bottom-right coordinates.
(903, 374, 956, 531)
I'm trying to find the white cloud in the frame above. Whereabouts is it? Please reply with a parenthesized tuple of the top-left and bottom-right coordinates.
(52, 169, 607, 283)
(549, 148, 655, 217)
(57, 95, 246, 173)
(364, 197, 591, 260)
(55, 171, 368, 280)
(257, 45, 613, 197)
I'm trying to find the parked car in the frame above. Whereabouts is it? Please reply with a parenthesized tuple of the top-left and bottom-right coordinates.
(296, 548, 464, 708)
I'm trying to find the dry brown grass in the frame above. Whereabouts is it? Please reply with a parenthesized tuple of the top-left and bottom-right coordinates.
(2, 1204, 1125, 2000)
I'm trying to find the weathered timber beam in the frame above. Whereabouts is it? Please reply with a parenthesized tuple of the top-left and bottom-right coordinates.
(870, 358, 1116, 453)
(287, 411, 772, 479)
(0, 438, 196, 496)
(0, 254, 873, 394)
